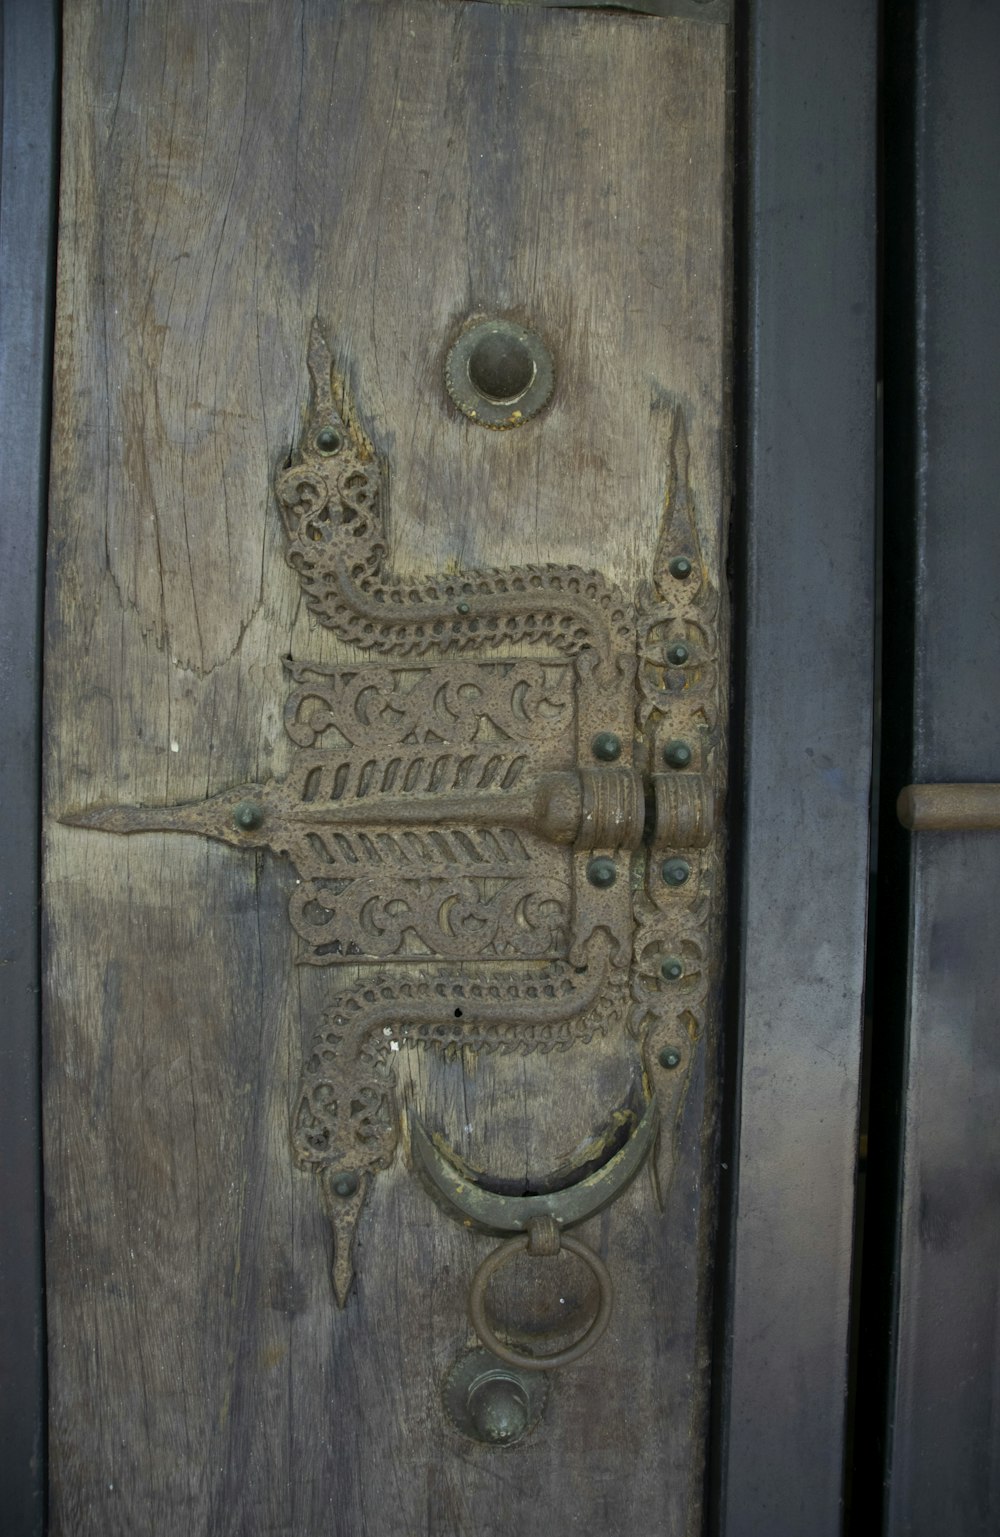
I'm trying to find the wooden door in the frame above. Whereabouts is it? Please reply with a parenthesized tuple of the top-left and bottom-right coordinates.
(43, 3, 730, 1531)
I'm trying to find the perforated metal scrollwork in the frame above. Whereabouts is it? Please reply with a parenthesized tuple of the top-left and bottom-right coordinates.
(64, 323, 726, 1306)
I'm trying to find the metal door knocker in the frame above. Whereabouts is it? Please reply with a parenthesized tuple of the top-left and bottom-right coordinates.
(468, 1221, 613, 1373)
(415, 1094, 657, 1371)
(63, 321, 725, 1324)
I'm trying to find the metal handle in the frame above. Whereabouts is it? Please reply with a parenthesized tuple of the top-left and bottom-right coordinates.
(468, 1218, 614, 1373)
(897, 783, 1000, 831)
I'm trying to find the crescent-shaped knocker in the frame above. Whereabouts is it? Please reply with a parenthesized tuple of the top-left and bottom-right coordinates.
(413, 1097, 659, 1371)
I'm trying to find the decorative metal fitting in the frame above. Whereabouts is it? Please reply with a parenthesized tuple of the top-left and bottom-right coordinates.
(669, 556, 693, 579)
(468, 1221, 614, 1373)
(661, 858, 691, 887)
(233, 800, 264, 832)
(586, 856, 617, 889)
(443, 1348, 548, 1447)
(416, 1098, 654, 1371)
(658, 1047, 682, 1070)
(63, 323, 725, 1311)
(591, 731, 622, 763)
(445, 319, 554, 429)
(413, 1097, 657, 1239)
(667, 643, 690, 665)
(660, 958, 683, 981)
(662, 739, 692, 769)
(649, 776, 714, 849)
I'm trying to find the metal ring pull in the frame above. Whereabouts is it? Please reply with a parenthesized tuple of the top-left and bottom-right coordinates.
(468, 1217, 614, 1373)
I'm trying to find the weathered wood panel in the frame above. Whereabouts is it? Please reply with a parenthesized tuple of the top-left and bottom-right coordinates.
(44, 3, 729, 1533)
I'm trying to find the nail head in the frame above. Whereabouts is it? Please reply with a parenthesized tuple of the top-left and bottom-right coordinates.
(663, 740, 692, 769)
(233, 800, 264, 832)
(586, 856, 617, 889)
(592, 731, 622, 763)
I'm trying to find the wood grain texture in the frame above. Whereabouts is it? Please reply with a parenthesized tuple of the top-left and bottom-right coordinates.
(43, 2, 729, 1533)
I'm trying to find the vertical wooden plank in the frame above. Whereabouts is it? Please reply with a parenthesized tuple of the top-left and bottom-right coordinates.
(44, 4, 730, 1533)
(0, 3, 60, 1533)
(713, 2, 877, 1533)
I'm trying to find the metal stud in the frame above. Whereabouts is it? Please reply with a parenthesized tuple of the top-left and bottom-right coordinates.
(669, 556, 692, 579)
(660, 958, 684, 981)
(457, 601, 471, 614)
(330, 1171, 360, 1199)
(233, 800, 264, 832)
(591, 731, 622, 763)
(315, 427, 342, 454)
(586, 856, 617, 889)
(662, 740, 692, 769)
(658, 1047, 682, 1070)
(667, 643, 690, 665)
(661, 858, 690, 887)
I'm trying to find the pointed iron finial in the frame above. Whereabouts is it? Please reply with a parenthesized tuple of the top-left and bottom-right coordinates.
(652, 406, 703, 597)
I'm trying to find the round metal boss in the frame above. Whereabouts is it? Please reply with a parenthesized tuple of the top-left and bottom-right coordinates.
(232, 800, 264, 832)
(446, 320, 554, 429)
(468, 1231, 614, 1372)
(442, 1348, 548, 1446)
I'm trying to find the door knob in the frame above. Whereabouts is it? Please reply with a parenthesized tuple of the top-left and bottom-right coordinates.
(443, 1348, 549, 1447)
(63, 321, 726, 1314)
(898, 783, 1000, 830)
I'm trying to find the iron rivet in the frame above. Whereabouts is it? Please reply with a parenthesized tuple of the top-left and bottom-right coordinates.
(669, 556, 693, 579)
(667, 643, 689, 666)
(661, 858, 690, 887)
(233, 800, 264, 832)
(331, 1171, 360, 1199)
(587, 856, 617, 889)
(592, 731, 622, 763)
(457, 601, 471, 615)
(663, 740, 692, 769)
(660, 958, 684, 981)
(658, 1047, 682, 1070)
(315, 427, 342, 454)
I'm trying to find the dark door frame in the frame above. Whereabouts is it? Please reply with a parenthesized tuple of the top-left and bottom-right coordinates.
(710, 3, 877, 1533)
(855, 4, 1000, 1533)
(0, 3, 60, 1533)
(0, 2, 902, 1533)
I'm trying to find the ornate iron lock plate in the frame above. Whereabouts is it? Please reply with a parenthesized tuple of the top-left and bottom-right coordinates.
(65, 323, 726, 1306)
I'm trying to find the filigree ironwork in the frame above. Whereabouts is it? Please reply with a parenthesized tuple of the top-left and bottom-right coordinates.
(64, 323, 726, 1305)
